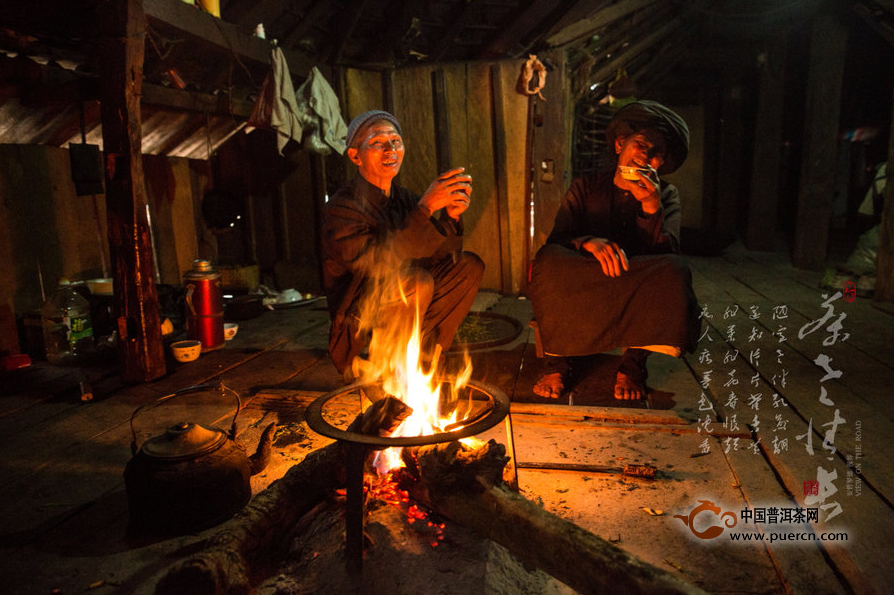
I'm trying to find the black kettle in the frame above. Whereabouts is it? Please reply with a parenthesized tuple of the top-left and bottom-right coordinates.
(124, 382, 276, 535)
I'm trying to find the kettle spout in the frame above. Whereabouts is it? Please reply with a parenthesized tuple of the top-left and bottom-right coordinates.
(249, 422, 277, 475)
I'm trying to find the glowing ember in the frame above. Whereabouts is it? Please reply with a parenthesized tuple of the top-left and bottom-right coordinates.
(367, 471, 447, 548)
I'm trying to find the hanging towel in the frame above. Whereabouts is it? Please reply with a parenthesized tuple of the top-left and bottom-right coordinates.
(295, 66, 347, 155)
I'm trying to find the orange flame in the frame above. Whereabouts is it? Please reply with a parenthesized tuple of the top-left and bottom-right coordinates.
(351, 266, 473, 474)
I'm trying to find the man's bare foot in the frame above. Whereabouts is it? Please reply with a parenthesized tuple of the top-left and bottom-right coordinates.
(534, 371, 565, 399)
(614, 370, 647, 400)
(614, 348, 650, 400)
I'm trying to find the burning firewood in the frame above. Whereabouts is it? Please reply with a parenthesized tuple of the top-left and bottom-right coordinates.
(402, 439, 708, 595)
(348, 394, 412, 437)
(154, 397, 410, 595)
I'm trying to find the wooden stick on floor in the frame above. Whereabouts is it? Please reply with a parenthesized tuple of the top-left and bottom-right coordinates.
(404, 440, 708, 595)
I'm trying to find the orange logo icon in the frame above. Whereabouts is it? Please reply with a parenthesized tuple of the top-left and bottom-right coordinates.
(673, 500, 738, 539)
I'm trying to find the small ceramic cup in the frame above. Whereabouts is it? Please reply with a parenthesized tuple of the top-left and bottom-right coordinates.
(224, 323, 239, 341)
(171, 340, 202, 362)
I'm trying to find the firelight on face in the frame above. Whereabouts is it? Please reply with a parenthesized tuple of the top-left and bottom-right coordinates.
(615, 130, 667, 173)
(348, 121, 406, 192)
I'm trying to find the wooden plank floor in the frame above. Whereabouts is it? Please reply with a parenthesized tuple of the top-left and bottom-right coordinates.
(0, 244, 891, 595)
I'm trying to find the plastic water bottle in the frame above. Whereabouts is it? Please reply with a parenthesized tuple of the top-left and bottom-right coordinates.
(41, 279, 94, 364)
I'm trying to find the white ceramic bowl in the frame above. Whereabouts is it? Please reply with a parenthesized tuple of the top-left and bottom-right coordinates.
(224, 323, 239, 341)
(171, 340, 202, 362)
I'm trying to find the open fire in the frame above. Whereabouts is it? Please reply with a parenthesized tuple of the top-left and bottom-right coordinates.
(301, 276, 512, 571)
(351, 288, 478, 474)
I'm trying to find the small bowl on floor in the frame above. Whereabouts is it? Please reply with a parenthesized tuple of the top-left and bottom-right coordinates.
(224, 323, 239, 341)
(171, 340, 202, 362)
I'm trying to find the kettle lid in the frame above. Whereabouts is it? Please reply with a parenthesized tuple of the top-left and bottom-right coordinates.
(141, 422, 228, 460)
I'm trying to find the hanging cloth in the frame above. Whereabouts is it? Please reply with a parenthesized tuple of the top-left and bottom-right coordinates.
(295, 66, 347, 155)
(247, 46, 304, 154)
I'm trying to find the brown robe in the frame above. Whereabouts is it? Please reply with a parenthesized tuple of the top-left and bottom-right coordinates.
(529, 173, 700, 357)
(322, 175, 483, 374)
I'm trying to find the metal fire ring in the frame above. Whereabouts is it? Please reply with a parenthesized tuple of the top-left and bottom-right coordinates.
(305, 378, 510, 447)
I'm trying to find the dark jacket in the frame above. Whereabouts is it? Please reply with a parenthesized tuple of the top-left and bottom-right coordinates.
(545, 173, 681, 256)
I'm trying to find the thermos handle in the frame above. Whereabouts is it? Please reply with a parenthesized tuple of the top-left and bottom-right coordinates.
(129, 380, 243, 455)
(184, 283, 196, 316)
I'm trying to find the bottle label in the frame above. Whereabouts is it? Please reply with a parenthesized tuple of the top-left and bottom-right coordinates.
(68, 315, 93, 343)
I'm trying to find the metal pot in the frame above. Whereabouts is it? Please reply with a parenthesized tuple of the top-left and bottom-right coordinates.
(123, 382, 276, 536)
(224, 294, 266, 321)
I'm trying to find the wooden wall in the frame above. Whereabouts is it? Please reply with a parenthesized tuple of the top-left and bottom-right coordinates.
(663, 104, 706, 231)
(0, 144, 210, 318)
(341, 58, 550, 295)
(143, 154, 208, 286)
(531, 51, 572, 275)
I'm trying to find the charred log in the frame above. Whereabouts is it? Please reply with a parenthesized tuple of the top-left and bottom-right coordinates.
(403, 440, 707, 595)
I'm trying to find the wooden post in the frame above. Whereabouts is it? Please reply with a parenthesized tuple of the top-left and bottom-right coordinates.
(431, 68, 452, 172)
(715, 82, 748, 237)
(792, 11, 848, 270)
(96, 0, 166, 381)
(490, 64, 513, 294)
(746, 41, 787, 251)
(701, 84, 722, 232)
(874, 85, 894, 303)
(530, 50, 567, 288)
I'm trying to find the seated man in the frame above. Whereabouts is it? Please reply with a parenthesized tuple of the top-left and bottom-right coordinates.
(322, 110, 484, 379)
(529, 100, 701, 400)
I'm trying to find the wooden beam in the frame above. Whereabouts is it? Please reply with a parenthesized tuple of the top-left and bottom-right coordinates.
(634, 34, 693, 95)
(281, 0, 333, 51)
(587, 16, 685, 88)
(365, 0, 426, 64)
(545, 0, 659, 48)
(143, 0, 312, 78)
(327, 0, 370, 64)
(792, 13, 848, 269)
(96, 0, 166, 382)
(538, 0, 604, 43)
(141, 82, 254, 117)
(235, 0, 309, 32)
(479, 0, 563, 59)
(852, 1, 894, 48)
(430, 0, 481, 62)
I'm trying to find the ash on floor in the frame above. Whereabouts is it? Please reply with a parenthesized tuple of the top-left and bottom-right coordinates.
(256, 498, 576, 595)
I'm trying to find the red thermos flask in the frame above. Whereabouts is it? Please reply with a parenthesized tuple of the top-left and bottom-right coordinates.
(183, 259, 225, 352)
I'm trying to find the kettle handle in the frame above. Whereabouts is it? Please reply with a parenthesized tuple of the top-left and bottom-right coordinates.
(129, 380, 242, 455)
